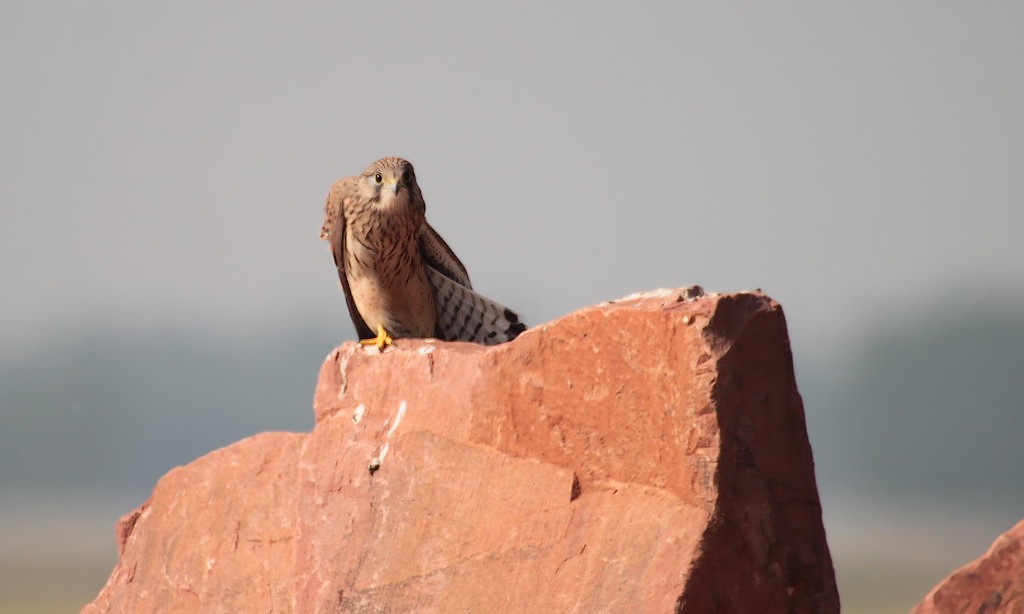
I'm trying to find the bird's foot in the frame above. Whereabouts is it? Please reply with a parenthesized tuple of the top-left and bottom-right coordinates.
(360, 324, 394, 352)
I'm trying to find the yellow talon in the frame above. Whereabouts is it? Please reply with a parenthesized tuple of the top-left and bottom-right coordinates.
(360, 323, 394, 351)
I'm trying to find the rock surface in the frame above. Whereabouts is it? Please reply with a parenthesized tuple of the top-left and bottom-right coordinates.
(913, 519, 1024, 613)
(84, 288, 838, 613)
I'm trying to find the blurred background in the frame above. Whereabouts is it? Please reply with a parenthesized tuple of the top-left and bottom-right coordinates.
(2, 2, 1022, 612)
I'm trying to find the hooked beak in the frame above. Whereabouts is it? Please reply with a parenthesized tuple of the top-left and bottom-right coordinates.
(387, 179, 400, 195)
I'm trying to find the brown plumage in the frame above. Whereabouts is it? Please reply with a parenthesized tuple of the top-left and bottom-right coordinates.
(321, 157, 525, 348)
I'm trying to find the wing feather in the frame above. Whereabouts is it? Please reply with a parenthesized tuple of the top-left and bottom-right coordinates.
(419, 223, 472, 289)
(325, 182, 374, 340)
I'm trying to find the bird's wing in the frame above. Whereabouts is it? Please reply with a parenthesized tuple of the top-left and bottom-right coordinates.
(419, 222, 473, 289)
(325, 180, 374, 340)
(425, 266, 526, 345)
(418, 223, 525, 344)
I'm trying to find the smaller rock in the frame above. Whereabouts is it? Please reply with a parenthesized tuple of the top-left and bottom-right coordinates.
(913, 519, 1024, 613)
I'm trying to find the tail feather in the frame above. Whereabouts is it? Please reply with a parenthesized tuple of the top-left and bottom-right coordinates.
(426, 267, 526, 345)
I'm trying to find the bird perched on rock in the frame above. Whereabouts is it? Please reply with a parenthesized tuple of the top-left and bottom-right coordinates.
(320, 157, 526, 350)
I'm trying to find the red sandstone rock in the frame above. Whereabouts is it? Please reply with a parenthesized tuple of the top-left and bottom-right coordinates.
(84, 289, 838, 613)
(913, 519, 1024, 613)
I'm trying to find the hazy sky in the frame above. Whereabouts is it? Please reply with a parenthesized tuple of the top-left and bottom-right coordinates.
(3, 2, 1023, 354)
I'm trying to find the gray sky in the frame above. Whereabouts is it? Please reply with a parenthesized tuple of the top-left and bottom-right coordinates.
(2, 2, 1023, 354)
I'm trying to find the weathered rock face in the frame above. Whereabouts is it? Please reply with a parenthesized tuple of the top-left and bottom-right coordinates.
(84, 289, 838, 613)
(913, 519, 1024, 613)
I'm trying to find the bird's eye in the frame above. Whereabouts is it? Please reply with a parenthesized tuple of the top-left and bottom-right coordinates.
(401, 170, 411, 184)
(374, 173, 383, 184)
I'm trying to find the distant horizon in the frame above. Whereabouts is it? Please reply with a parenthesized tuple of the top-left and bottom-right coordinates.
(5, 276, 1023, 358)
(5, 290, 1023, 498)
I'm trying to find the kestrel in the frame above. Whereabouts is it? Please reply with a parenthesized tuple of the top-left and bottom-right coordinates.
(320, 157, 526, 350)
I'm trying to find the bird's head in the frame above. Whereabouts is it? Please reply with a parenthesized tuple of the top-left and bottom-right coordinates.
(358, 157, 420, 214)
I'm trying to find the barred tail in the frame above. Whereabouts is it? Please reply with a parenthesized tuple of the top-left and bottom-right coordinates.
(426, 267, 526, 345)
